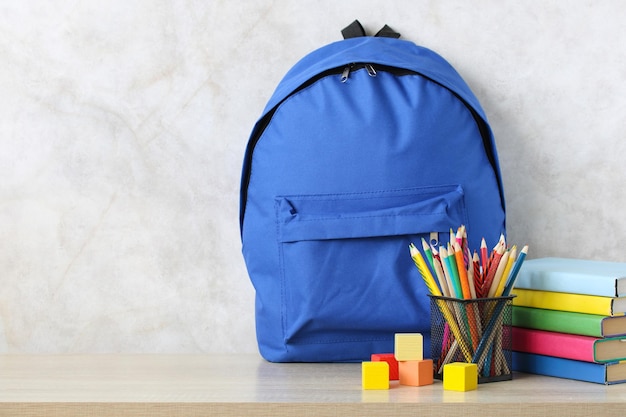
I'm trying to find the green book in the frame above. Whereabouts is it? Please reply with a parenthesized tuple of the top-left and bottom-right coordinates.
(512, 306, 626, 338)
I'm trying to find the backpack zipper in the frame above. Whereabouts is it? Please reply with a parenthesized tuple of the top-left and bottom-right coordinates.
(340, 63, 378, 83)
(340, 65, 352, 83)
(240, 63, 498, 233)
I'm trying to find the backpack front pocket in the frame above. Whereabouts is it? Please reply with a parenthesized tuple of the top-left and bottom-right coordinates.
(275, 185, 468, 347)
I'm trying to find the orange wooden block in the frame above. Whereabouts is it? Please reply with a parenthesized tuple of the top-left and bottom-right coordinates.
(398, 359, 434, 387)
(371, 353, 399, 380)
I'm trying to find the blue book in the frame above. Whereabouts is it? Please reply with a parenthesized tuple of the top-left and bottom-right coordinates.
(515, 258, 626, 297)
(512, 351, 626, 385)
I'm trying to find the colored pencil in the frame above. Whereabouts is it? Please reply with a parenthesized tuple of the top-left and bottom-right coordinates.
(467, 258, 478, 299)
(494, 246, 516, 297)
(454, 242, 480, 349)
(480, 238, 488, 276)
(433, 246, 454, 298)
(487, 249, 510, 298)
(502, 245, 529, 296)
(409, 243, 441, 296)
(482, 240, 505, 296)
(453, 242, 472, 299)
(472, 251, 483, 297)
(421, 238, 435, 270)
(430, 247, 451, 297)
(440, 246, 462, 298)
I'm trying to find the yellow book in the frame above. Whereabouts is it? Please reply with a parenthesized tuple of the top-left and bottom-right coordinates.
(512, 288, 626, 316)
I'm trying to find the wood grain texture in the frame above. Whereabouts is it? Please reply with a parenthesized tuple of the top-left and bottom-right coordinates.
(1, 355, 626, 416)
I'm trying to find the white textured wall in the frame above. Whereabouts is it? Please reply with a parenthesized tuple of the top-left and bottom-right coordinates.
(1, 1, 625, 353)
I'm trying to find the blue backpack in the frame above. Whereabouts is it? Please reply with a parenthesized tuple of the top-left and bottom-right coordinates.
(239, 21, 506, 362)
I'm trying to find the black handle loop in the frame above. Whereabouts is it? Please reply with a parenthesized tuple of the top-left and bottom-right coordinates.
(375, 24, 401, 39)
(341, 20, 401, 39)
(341, 20, 366, 39)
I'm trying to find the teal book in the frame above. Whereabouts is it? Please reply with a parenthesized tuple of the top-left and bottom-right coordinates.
(515, 258, 626, 297)
(512, 351, 626, 385)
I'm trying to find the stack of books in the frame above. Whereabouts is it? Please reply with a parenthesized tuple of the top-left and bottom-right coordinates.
(510, 258, 626, 384)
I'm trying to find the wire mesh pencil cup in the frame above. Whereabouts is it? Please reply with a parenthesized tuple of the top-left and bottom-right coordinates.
(429, 295, 514, 383)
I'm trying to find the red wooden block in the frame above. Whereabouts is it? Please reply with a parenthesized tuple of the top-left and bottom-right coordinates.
(371, 353, 399, 380)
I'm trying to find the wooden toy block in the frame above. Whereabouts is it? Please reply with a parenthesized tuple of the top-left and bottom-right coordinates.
(362, 361, 389, 390)
(394, 333, 423, 361)
(443, 362, 478, 392)
(371, 353, 399, 380)
(398, 359, 434, 387)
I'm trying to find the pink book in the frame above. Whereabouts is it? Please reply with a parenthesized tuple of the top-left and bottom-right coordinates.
(510, 327, 626, 363)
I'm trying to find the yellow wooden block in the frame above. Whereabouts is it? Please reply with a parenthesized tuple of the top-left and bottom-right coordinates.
(394, 333, 423, 361)
(362, 361, 389, 390)
(443, 362, 478, 391)
(371, 353, 399, 380)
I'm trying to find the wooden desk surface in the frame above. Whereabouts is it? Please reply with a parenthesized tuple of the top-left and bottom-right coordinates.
(1, 354, 625, 416)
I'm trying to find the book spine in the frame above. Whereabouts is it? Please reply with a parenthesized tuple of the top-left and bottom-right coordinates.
(511, 289, 614, 316)
(512, 352, 607, 384)
(511, 327, 597, 362)
(611, 297, 626, 315)
(512, 306, 604, 337)
(618, 279, 626, 297)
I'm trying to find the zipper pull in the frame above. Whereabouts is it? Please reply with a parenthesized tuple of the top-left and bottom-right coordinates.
(340, 65, 352, 83)
(429, 231, 439, 248)
(365, 64, 377, 77)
